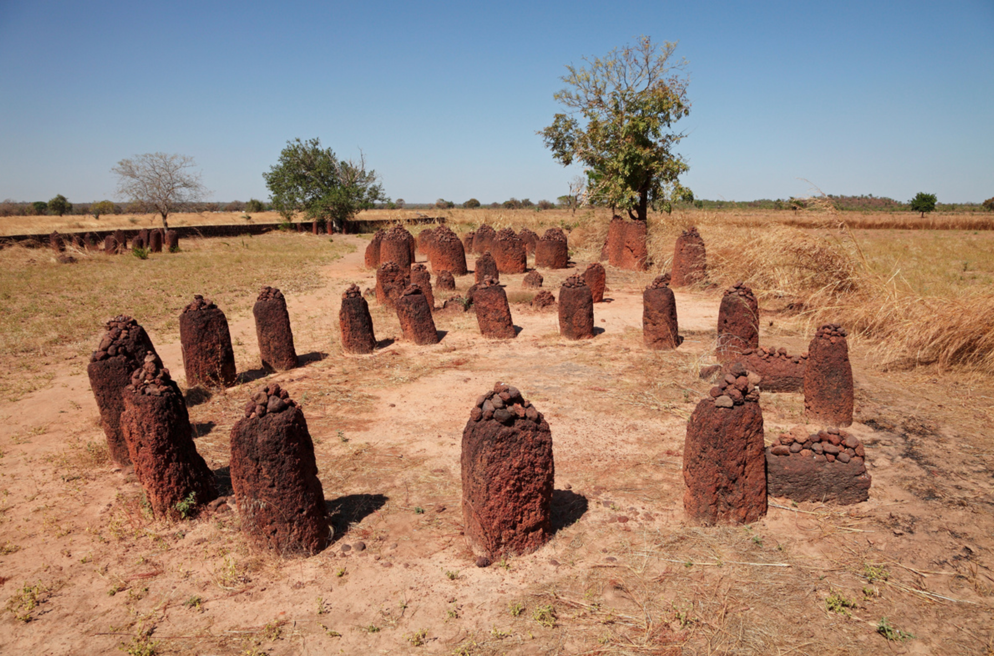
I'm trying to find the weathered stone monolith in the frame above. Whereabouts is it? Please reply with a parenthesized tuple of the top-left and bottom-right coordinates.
(475, 251, 499, 283)
(417, 227, 436, 258)
(311, 221, 320, 235)
(462, 382, 553, 558)
(436, 270, 456, 291)
(584, 262, 606, 302)
(804, 324, 854, 427)
(380, 226, 413, 272)
(671, 226, 707, 287)
(411, 263, 435, 310)
(462, 231, 475, 254)
(137, 229, 150, 250)
(179, 295, 237, 388)
(492, 228, 526, 274)
(84, 233, 98, 250)
(165, 230, 179, 251)
(716, 282, 759, 360)
(396, 285, 439, 345)
(87, 315, 159, 466)
(253, 286, 298, 372)
(230, 384, 329, 555)
(474, 278, 515, 339)
(535, 228, 569, 269)
(518, 228, 539, 256)
(473, 224, 496, 254)
(120, 354, 218, 518)
(104, 235, 117, 254)
(620, 220, 649, 271)
(601, 215, 625, 262)
(375, 261, 409, 309)
(522, 270, 543, 288)
(558, 274, 594, 339)
(683, 372, 766, 525)
(339, 284, 377, 354)
(532, 290, 556, 310)
(149, 230, 163, 253)
(49, 231, 65, 252)
(724, 347, 807, 393)
(429, 226, 468, 275)
(643, 274, 681, 350)
(365, 230, 385, 269)
(114, 230, 127, 250)
(766, 426, 870, 504)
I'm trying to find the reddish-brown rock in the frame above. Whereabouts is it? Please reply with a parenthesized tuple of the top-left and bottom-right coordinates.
(375, 261, 410, 309)
(149, 229, 163, 253)
(411, 263, 435, 310)
(311, 221, 320, 235)
(474, 278, 516, 339)
(601, 216, 625, 262)
(84, 233, 98, 250)
(429, 226, 468, 275)
(165, 230, 179, 251)
(179, 296, 237, 388)
(522, 270, 543, 288)
(766, 428, 870, 504)
(518, 228, 539, 256)
(87, 315, 159, 466)
(643, 274, 681, 350)
(462, 382, 553, 558)
(804, 324, 854, 427)
(441, 296, 470, 313)
(492, 228, 527, 274)
(716, 282, 759, 360)
(339, 285, 377, 354)
(531, 290, 556, 310)
(253, 286, 298, 372)
(671, 226, 707, 287)
(396, 285, 439, 345)
(683, 374, 766, 525)
(103, 235, 118, 254)
(535, 228, 569, 269)
(113, 230, 128, 250)
(584, 262, 606, 302)
(417, 227, 437, 258)
(380, 226, 413, 272)
(120, 354, 218, 518)
(725, 347, 807, 393)
(462, 231, 475, 254)
(136, 229, 149, 250)
(601, 217, 648, 270)
(558, 275, 594, 339)
(365, 230, 385, 269)
(436, 270, 456, 291)
(475, 251, 499, 283)
(50, 231, 65, 252)
(473, 224, 496, 254)
(230, 384, 329, 555)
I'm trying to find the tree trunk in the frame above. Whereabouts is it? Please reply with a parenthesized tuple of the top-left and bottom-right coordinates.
(160, 212, 169, 230)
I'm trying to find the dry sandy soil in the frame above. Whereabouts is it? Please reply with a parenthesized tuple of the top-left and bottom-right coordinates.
(1, 234, 993, 655)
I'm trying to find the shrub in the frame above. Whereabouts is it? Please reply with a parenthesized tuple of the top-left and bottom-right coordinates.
(48, 194, 71, 216)
(909, 192, 936, 218)
(435, 198, 454, 209)
(395, 198, 405, 209)
(520, 198, 534, 208)
(502, 198, 521, 209)
(31, 201, 48, 215)
(225, 200, 246, 212)
(91, 200, 115, 220)
(245, 199, 265, 213)
(982, 196, 994, 212)
(537, 200, 555, 210)
(463, 198, 481, 208)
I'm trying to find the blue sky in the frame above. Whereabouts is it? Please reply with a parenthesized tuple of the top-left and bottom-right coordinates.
(1, 0, 991, 204)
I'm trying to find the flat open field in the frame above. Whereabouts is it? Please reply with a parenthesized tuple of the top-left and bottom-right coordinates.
(1, 216, 993, 655)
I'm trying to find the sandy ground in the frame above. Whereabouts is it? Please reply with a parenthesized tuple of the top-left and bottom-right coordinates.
(1, 235, 993, 655)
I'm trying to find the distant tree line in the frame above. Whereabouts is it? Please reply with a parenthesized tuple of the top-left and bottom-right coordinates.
(0, 198, 274, 217)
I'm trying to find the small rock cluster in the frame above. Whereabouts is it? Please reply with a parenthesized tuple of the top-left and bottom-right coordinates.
(726, 347, 807, 393)
(522, 270, 543, 288)
(766, 426, 871, 504)
(531, 290, 556, 310)
(707, 363, 762, 408)
(242, 382, 297, 419)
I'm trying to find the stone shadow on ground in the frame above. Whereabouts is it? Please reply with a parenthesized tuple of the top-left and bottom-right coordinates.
(326, 493, 389, 541)
(298, 351, 327, 365)
(375, 338, 395, 349)
(435, 330, 448, 342)
(236, 368, 269, 385)
(192, 421, 215, 438)
(550, 489, 588, 534)
(592, 326, 606, 336)
(212, 465, 233, 496)
(185, 386, 212, 407)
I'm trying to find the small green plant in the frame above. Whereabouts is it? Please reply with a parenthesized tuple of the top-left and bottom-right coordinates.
(263, 619, 284, 641)
(5, 582, 47, 622)
(406, 628, 428, 646)
(826, 591, 857, 617)
(336, 567, 346, 577)
(183, 595, 203, 611)
(498, 557, 511, 571)
(490, 626, 511, 639)
(0, 541, 20, 555)
(508, 601, 525, 617)
(131, 246, 150, 260)
(863, 586, 879, 599)
(532, 604, 557, 628)
(447, 607, 459, 619)
(108, 583, 125, 596)
(168, 245, 180, 253)
(445, 570, 459, 580)
(414, 506, 424, 514)
(316, 597, 326, 614)
(120, 630, 158, 656)
(363, 624, 381, 634)
(863, 564, 890, 583)
(877, 617, 914, 641)
(751, 534, 763, 546)
(175, 492, 197, 519)
(337, 430, 348, 443)
(319, 624, 341, 637)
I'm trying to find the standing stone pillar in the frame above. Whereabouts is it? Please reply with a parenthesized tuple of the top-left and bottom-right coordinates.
(474, 278, 515, 339)
(462, 231, 476, 255)
(522, 271, 543, 288)
(671, 226, 707, 286)
(716, 282, 759, 360)
(535, 228, 569, 269)
(411, 263, 435, 310)
(50, 231, 65, 252)
(436, 270, 456, 291)
(584, 263, 606, 302)
(179, 295, 237, 387)
(474, 252, 499, 283)
(364, 230, 385, 269)
(473, 224, 496, 254)
(113, 230, 128, 250)
(643, 274, 681, 350)
(518, 228, 539, 256)
(462, 383, 553, 558)
(120, 355, 218, 518)
(165, 230, 179, 251)
(339, 284, 377, 354)
(429, 226, 468, 276)
(231, 384, 329, 555)
(87, 315, 159, 466)
(380, 226, 413, 272)
(396, 285, 439, 345)
(492, 228, 526, 274)
(149, 230, 163, 253)
(683, 373, 766, 525)
(104, 235, 118, 254)
(558, 274, 594, 340)
(803, 324, 854, 427)
(253, 286, 298, 372)
(417, 228, 436, 258)
(375, 261, 409, 308)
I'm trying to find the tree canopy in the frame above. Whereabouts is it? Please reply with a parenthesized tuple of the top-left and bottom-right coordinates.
(263, 138, 386, 231)
(48, 194, 71, 216)
(91, 200, 115, 219)
(112, 153, 206, 228)
(910, 192, 937, 218)
(540, 36, 692, 221)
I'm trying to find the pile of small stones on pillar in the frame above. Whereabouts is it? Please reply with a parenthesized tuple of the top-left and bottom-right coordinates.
(473, 277, 516, 339)
(365, 230, 384, 269)
(179, 295, 237, 388)
(475, 251, 499, 283)
(518, 228, 539, 256)
(429, 226, 468, 275)
(436, 270, 456, 291)
(671, 226, 707, 286)
(683, 367, 767, 525)
(584, 262, 606, 302)
(230, 384, 329, 555)
(716, 282, 760, 360)
(120, 354, 218, 518)
(375, 261, 410, 308)
(492, 228, 526, 274)
(462, 383, 553, 560)
(724, 347, 807, 393)
(558, 274, 594, 339)
(339, 284, 377, 354)
(253, 286, 298, 372)
(766, 426, 871, 504)
(804, 323, 854, 427)
(473, 224, 496, 254)
(411, 263, 435, 310)
(522, 270, 543, 288)
(642, 274, 681, 350)
(396, 285, 439, 345)
(535, 228, 569, 269)
(87, 315, 159, 466)
(532, 290, 556, 310)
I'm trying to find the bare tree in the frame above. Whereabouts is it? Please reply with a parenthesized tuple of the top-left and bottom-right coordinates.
(112, 153, 207, 228)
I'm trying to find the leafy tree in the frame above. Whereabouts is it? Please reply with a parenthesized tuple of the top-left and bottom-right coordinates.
(540, 36, 692, 221)
(463, 198, 481, 208)
(537, 200, 555, 210)
(112, 153, 207, 228)
(263, 138, 386, 232)
(91, 200, 115, 219)
(910, 192, 937, 218)
(245, 198, 265, 213)
(435, 198, 455, 209)
(981, 197, 994, 212)
(31, 201, 48, 215)
(48, 194, 71, 216)
(395, 198, 405, 209)
(520, 198, 534, 208)
(502, 198, 521, 209)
